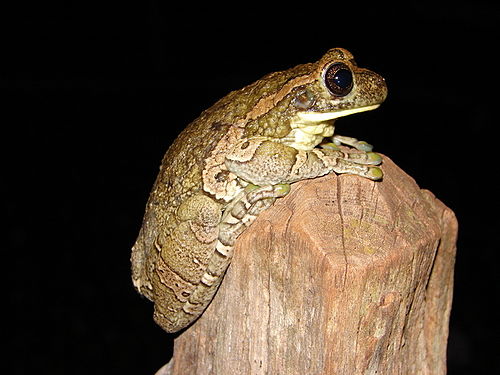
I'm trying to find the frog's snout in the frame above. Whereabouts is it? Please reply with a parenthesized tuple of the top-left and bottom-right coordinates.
(374, 73, 388, 102)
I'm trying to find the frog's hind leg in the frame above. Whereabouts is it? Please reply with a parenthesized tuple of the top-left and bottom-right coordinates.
(219, 183, 290, 245)
(184, 184, 290, 317)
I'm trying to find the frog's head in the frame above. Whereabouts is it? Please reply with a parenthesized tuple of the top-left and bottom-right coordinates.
(243, 48, 387, 150)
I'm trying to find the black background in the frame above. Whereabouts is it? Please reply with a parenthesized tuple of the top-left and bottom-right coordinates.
(3, 1, 499, 374)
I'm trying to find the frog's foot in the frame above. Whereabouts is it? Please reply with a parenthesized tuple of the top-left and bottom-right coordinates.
(343, 151, 382, 166)
(218, 184, 290, 247)
(317, 147, 383, 180)
(244, 183, 290, 206)
(331, 134, 374, 152)
(331, 154, 383, 180)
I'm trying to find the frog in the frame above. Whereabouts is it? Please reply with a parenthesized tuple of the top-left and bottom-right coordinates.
(131, 48, 388, 333)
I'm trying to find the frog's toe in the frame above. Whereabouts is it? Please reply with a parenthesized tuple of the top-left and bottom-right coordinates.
(366, 166, 383, 180)
(355, 141, 373, 152)
(365, 152, 382, 165)
(343, 151, 382, 166)
(330, 158, 384, 180)
(331, 135, 374, 152)
(244, 183, 260, 192)
(320, 142, 340, 150)
(274, 183, 291, 197)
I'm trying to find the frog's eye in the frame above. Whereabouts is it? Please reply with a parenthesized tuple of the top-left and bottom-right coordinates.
(324, 63, 353, 96)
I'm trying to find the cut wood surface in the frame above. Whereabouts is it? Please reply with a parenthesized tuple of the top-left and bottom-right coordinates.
(161, 155, 457, 375)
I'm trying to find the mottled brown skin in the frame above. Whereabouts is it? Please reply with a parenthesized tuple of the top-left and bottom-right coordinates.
(131, 48, 388, 332)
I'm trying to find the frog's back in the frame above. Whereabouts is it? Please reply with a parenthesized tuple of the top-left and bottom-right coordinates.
(142, 65, 313, 213)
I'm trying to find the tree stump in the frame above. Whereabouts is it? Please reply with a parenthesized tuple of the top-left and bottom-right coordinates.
(160, 155, 457, 375)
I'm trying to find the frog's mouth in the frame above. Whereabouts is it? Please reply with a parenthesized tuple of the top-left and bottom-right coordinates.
(282, 104, 380, 151)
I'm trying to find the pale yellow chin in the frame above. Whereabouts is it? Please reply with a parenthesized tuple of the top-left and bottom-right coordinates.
(284, 104, 380, 151)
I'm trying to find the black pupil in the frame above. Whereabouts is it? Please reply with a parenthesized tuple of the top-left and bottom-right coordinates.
(333, 68, 352, 89)
(325, 63, 353, 96)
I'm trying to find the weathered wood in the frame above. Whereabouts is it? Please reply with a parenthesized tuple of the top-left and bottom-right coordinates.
(163, 155, 457, 375)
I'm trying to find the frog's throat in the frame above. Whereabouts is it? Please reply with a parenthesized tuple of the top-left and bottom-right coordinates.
(283, 104, 380, 151)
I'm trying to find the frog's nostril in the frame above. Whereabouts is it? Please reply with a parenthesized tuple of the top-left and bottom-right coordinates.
(373, 74, 387, 94)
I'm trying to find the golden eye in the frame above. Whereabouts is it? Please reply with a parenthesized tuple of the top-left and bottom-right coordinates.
(324, 63, 353, 96)
(292, 89, 316, 109)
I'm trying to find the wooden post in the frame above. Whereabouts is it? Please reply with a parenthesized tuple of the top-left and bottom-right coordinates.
(159, 156, 457, 375)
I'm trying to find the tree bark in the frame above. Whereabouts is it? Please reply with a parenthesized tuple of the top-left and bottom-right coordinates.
(163, 155, 457, 375)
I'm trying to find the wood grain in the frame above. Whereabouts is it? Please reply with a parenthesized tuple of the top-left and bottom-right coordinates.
(162, 155, 457, 375)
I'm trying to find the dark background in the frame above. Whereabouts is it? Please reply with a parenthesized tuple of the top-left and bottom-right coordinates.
(3, 1, 499, 374)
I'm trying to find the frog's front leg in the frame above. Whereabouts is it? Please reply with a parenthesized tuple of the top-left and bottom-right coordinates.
(218, 136, 382, 249)
(217, 183, 290, 248)
(225, 137, 382, 186)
